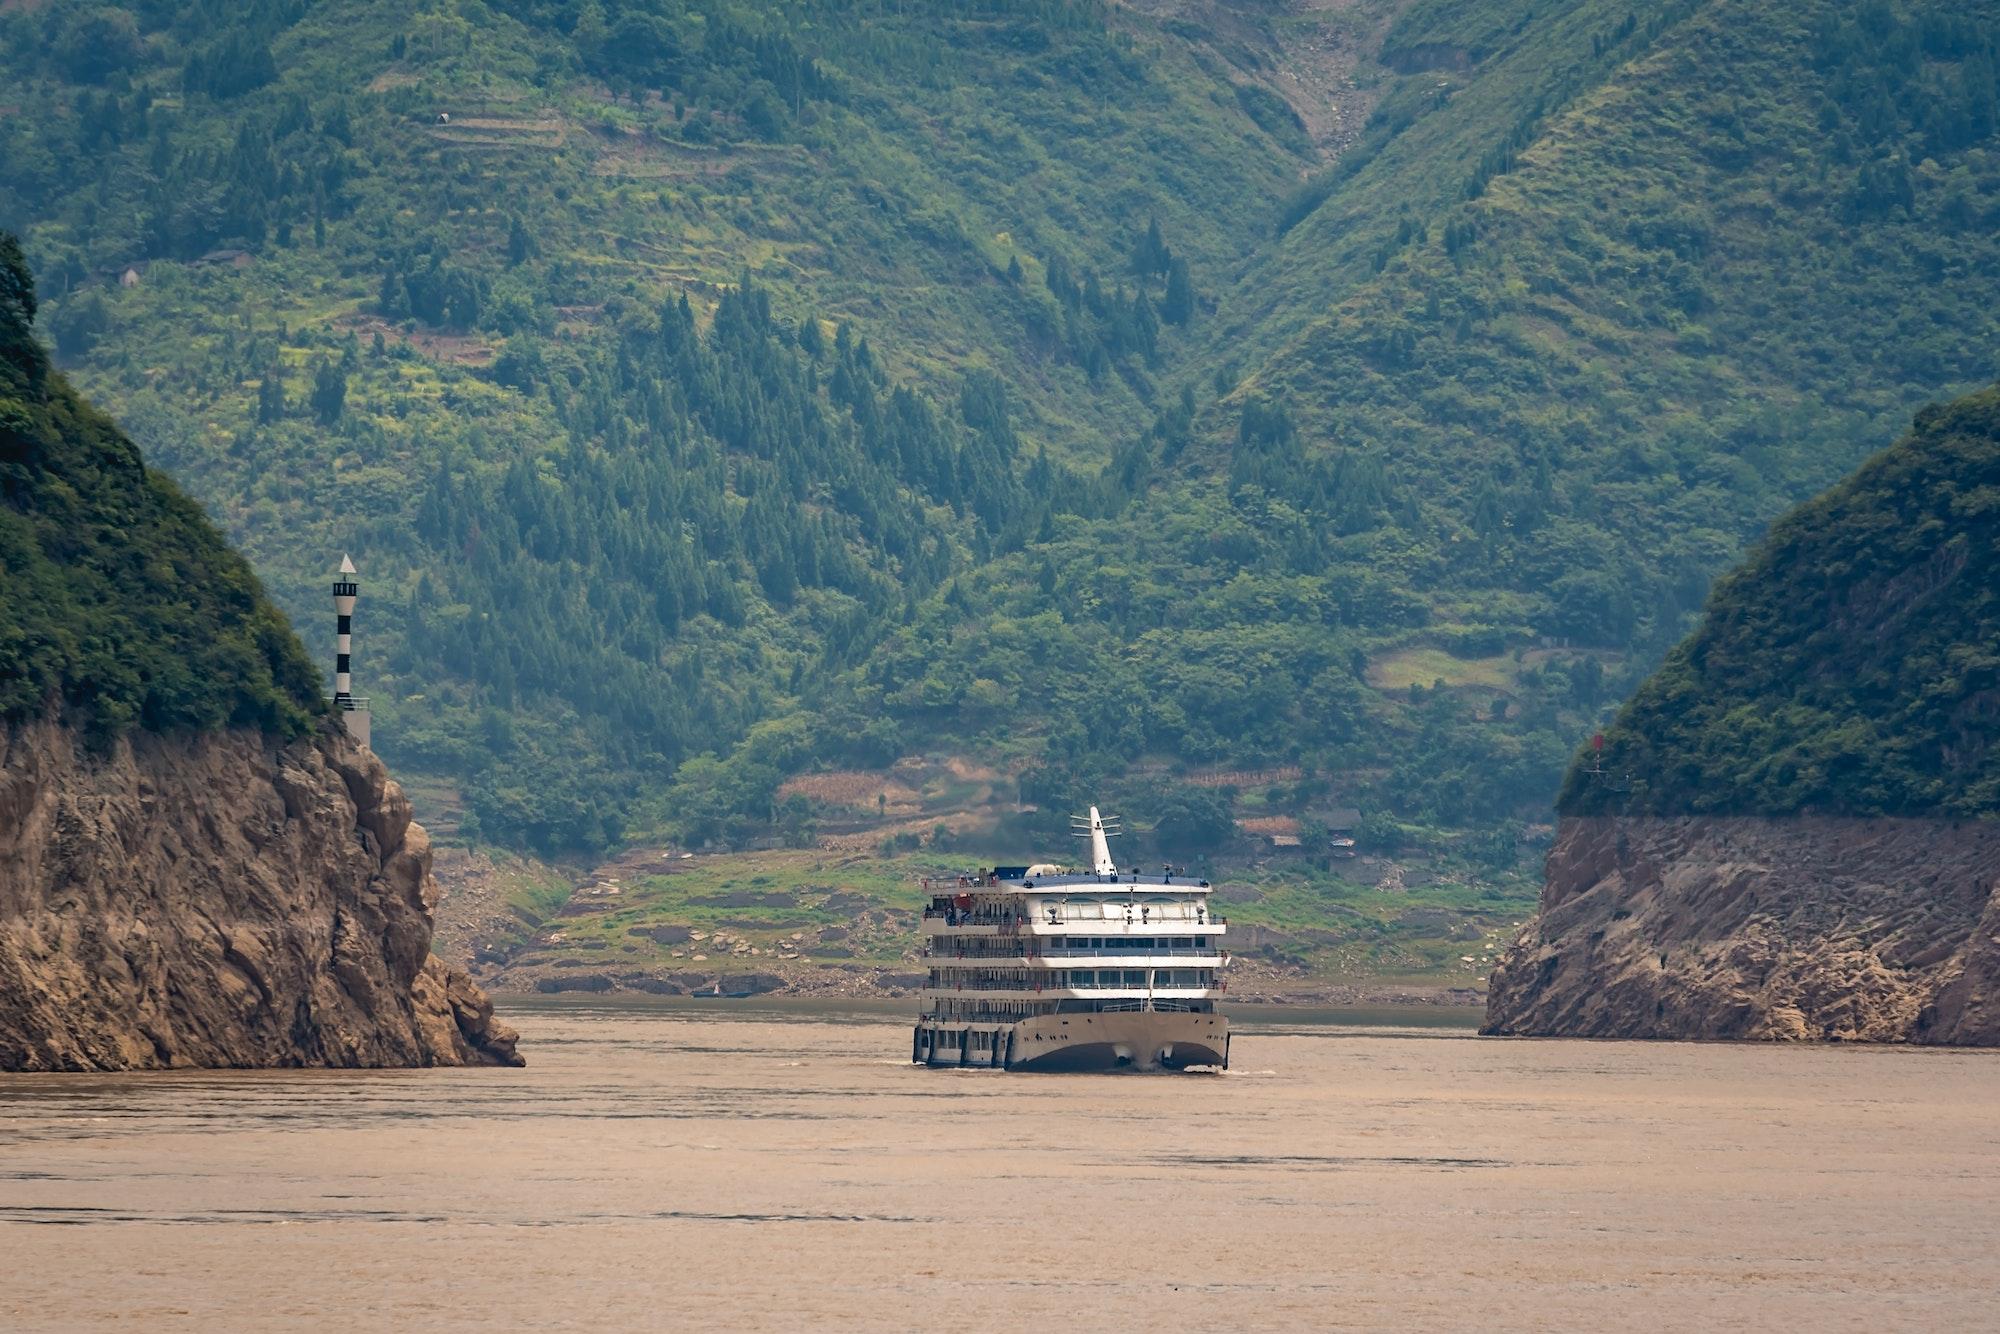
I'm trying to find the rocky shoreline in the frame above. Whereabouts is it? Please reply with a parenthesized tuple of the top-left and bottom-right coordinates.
(1485, 815, 2000, 1043)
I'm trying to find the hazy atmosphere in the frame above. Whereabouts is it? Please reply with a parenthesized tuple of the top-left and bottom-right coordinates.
(2, 0, 1996, 1326)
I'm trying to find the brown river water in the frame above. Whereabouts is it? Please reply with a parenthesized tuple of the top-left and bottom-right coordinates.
(3, 998, 1998, 1331)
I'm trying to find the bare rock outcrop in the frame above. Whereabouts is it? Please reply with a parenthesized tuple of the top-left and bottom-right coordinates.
(1484, 816, 2000, 1043)
(0, 715, 522, 1070)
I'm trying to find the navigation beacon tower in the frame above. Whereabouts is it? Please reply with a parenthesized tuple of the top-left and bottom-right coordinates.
(332, 554, 371, 749)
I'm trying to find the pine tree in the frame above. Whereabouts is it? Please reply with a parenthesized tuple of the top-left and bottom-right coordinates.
(1132, 290, 1160, 362)
(309, 357, 346, 424)
(256, 365, 286, 423)
(1132, 215, 1170, 277)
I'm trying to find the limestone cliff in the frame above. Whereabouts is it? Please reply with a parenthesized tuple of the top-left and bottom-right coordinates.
(1484, 816, 2000, 1043)
(0, 714, 522, 1070)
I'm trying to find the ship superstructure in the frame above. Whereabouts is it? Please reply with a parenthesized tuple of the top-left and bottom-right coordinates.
(912, 807, 1229, 1072)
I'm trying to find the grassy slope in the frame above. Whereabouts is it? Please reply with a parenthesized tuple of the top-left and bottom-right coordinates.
(441, 752, 1532, 992)
(468, 839, 1533, 994)
(1213, 0, 1699, 369)
(20, 1, 1302, 470)
(1222, 0, 2000, 594)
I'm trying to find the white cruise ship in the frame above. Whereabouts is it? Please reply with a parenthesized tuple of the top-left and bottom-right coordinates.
(912, 807, 1229, 1072)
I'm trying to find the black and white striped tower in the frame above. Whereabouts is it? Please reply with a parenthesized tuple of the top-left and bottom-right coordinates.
(332, 553, 371, 748)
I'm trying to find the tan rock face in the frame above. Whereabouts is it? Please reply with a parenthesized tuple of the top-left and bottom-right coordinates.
(0, 715, 521, 1071)
(1484, 816, 2000, 1044)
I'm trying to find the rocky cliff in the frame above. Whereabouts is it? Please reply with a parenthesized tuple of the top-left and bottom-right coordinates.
(1484, 815, 2000, 1043)
(1489, 390, 2000, 1043)
(0, 714, 522, 1070)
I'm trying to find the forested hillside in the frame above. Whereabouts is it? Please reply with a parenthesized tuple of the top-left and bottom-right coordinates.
(3, 0, 1996, 861)
(1, 0, 1320, 850)
(1561, 386, 2000, 819)
(0, 233, 322, 739)
(842, 0, 2000, 852)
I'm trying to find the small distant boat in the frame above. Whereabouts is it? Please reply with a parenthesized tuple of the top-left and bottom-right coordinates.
(911, 807, 1230, 1072)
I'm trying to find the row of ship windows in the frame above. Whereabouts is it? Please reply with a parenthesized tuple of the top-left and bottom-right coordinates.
(926, 937, 1216, 956)
(1038, 903, 1211, 924)
(929, 968, 1216, 990)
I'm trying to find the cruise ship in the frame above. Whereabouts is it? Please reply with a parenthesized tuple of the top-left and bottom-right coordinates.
(912, 807, 1229, 1072)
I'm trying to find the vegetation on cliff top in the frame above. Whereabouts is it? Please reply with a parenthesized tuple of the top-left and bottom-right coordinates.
(1561, 386, 2000, 819)
(0, 234, 322, 738)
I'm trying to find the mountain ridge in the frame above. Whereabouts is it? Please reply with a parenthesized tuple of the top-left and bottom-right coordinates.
(3, 0, 1996, 868)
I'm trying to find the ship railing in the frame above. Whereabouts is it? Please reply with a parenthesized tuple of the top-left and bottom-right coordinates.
(923, 979, 1218, 993)
(923, 947, 1231, 962)
(921, 909, 1027, 927)
(1005, 874, 1213, 890)
(1031, 946, 1228, 958)
(920, 907, 1232, 929)
(1038, 914, 1230, 927)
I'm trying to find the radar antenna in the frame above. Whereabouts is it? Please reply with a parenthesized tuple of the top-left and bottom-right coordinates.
(1069, 806, 1122, 876)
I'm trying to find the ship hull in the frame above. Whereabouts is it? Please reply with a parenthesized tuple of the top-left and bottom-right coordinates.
(913, 1011, 1229, 1073)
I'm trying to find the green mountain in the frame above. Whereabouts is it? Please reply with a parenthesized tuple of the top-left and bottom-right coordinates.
(0, 233, 321, 738)
(834, 0, 2000, 847)
(2, 0, 1318, 850)
(1561, 385, 2000, 819)
(2, 0, 1996, 863)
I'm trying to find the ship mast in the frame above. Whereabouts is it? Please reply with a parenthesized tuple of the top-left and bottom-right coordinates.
(1070, 806, 1122, 876)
